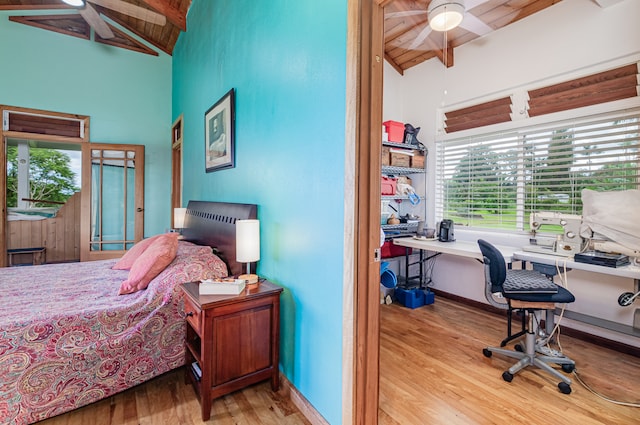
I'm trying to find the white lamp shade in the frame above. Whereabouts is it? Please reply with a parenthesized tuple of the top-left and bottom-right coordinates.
(236, 219, 260, 263)
(173, 207, 187, 229)
(428, 1, 465, 32)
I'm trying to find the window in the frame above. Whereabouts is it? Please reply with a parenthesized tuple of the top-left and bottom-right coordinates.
(435, 108, 640, 231)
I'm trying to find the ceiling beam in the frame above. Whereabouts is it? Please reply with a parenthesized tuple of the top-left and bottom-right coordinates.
(0, 5, 70, 11)
(384, 53, 404, 75)
(141, 0, 186, 31)
(430, 39, 454, 68)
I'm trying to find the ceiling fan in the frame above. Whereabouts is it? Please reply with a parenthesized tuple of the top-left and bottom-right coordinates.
(61, 0, 166, 39)
(387, 0, 493, 50)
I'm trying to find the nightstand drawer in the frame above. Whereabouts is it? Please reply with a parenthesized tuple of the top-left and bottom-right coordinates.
(184, 297, 202, 335)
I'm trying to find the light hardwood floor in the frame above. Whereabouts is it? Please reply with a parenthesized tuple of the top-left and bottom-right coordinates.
(38, 371, 311, 425)
(379, 297, 640, 425)
(38, 297, 640, 424)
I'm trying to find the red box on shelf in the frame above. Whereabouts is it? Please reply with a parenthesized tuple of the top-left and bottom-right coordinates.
(381, 176, 397, 195)
(383, 120, 405, 143)
(381, 240, 411, 258)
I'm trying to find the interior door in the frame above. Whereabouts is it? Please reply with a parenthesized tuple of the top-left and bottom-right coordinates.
(80, 143, 144, 261)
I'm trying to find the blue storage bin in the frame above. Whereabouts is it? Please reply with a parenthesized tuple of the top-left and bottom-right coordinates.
(423, 289, 435, 305)
(395, 287, 435, 308)
(381, 270, 397, 289)
(395, 287, 425, 309)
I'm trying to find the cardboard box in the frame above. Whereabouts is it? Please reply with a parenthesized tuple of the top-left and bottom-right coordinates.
(383, 120, 405, 143)
(411, 152, 425, 168)
(390, 150, 412, 167)
(381, 146, 390, 166)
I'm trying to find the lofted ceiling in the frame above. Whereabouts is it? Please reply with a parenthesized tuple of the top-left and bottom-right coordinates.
(384, 0, 563, 74)
(0, 0, 192, 55)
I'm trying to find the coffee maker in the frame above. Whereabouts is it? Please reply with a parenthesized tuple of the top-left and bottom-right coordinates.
(438, 219, 455, 242)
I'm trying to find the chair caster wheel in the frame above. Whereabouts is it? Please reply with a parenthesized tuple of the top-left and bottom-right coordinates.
(562, 363, 575, 373)
(482, 348, 492, 358)
(514, 343, 524, 352)
(558, 382, 571, 394)
(502, 371, 513, 382)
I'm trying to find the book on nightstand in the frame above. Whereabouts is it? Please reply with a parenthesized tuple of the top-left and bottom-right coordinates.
(198, 278, 246, 295)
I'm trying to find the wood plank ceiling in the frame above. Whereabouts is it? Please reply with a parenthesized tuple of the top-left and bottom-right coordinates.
(383, 0, 563, 74)
(0, 0, 191, 55)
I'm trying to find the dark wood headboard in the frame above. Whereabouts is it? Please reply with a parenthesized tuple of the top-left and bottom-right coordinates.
(181, 201, 257, 277)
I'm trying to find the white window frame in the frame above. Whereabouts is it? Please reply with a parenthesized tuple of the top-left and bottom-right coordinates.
(435, 99, 640, 233)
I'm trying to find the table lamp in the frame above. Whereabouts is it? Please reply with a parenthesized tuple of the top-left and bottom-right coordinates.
(173, 207, 187, 236)
(236, 219, 260, 286)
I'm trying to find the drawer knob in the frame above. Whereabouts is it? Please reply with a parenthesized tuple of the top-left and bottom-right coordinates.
(185, 311, 194, 317)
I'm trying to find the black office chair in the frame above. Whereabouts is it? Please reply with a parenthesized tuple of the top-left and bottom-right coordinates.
(477, 239, 576, 394)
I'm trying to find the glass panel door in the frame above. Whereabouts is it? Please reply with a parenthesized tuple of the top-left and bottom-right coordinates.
(81, 143, 144, 261)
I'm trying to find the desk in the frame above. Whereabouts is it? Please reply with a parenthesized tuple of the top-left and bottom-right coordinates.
(513, 250, 640, 281)
(393, 237, 640, 337)
(513, 250, 640, 338)
(393, 237, 517, 261)
(392, 237, 517, 288)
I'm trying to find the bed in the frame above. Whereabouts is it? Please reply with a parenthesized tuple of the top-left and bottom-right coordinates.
(0, 201, 257, 425)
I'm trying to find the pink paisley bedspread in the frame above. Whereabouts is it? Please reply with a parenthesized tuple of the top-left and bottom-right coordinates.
(0, 241, 227, 425)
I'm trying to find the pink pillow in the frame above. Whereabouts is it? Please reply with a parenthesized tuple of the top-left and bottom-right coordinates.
(113, 233, 177, 270)
(118, 234, 179, 295)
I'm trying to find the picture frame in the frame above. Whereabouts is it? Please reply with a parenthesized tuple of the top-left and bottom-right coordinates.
(205, 88, 235, 172)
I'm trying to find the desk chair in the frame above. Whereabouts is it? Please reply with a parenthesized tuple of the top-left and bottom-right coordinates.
(477, 239, 576, 394)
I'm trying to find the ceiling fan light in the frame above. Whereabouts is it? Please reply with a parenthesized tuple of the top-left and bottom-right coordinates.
(428, 1, 465, 32)
(61, 0, 85, 7)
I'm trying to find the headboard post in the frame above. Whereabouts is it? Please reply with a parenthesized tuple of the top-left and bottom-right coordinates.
(181, 201, 258, 277)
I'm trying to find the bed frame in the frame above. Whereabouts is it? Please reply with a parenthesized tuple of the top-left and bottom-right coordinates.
(181, 201, 257, 277)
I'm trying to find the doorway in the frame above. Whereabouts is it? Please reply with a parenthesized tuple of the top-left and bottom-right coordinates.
(6, 138, 82, 264)
(1, 105, 145, 266)
(350, 0, 384, 424)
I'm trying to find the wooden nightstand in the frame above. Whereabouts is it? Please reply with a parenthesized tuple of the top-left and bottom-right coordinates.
(180, 280, 283, 421)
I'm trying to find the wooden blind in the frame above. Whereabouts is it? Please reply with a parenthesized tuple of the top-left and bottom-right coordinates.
(527, 63, 639, 117)
(3, 110, 85, 139)
(444, 96, 513, 133)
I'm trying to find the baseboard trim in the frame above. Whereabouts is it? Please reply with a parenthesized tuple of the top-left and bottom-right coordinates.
(431, 288, 640, 358)
(280, 373, 329, 425)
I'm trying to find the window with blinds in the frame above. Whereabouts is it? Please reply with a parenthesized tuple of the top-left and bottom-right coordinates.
(435, 108, 640, 231)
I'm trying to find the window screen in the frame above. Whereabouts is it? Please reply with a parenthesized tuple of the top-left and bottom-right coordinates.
(435, 108, 640, 231)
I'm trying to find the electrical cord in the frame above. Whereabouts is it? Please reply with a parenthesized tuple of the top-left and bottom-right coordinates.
(572, 369, 640, 408)
(547, 257, 640, 408)
(534, 257, 570, 355)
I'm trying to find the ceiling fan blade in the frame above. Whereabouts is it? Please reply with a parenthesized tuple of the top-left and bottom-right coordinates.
(459, 13, 493, 36)
(89, 0, 167, 26)
(386, 10, 427, 19)
(79, 3, 114, 39)
(408, 24, 433, 50)
(465, 0, 492, 10)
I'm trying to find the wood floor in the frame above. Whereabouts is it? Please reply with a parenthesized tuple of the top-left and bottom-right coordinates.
(38, 297, 640, 424)
(379, 297, 640, 425)
(38, 371, 311, 425)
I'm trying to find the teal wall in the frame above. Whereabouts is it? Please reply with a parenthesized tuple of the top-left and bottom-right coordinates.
(172, 1, 347, 423)
(0, 11, 172, 236)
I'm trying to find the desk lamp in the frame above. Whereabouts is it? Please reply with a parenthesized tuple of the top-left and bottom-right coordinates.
(173, 207, 187, 237)
(236, 219, 260, 286)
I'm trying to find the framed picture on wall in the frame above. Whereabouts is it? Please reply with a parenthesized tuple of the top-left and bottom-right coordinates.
(205, 88, 235, 172)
